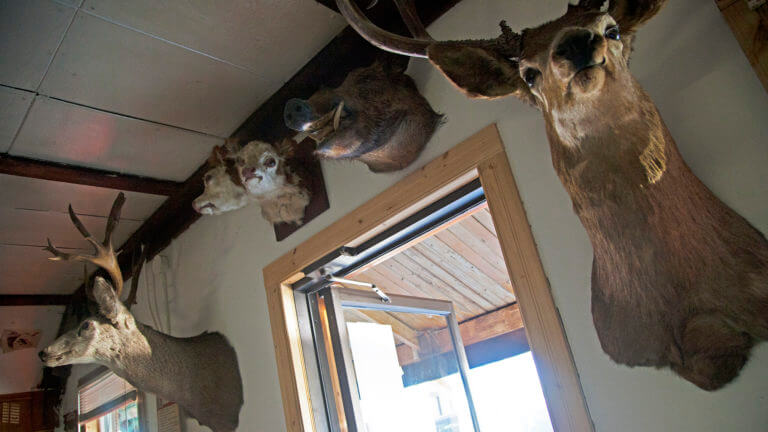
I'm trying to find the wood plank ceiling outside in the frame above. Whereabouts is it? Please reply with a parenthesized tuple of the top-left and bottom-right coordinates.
(344, 206, 522, 362)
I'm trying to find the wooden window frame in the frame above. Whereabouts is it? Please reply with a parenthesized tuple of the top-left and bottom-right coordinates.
(263, 124, 594, 432)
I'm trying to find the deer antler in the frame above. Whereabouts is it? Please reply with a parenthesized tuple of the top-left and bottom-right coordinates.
(124, 243, 148, 310)
(392, 0, 432, 40)
(45, 193, 126, 296)
(573, 0, 607, 10)
(335, 0, 521, 58)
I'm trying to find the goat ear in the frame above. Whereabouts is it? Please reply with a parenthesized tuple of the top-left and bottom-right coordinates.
(276, 138, 297, 159)
(92, 277, 125, 324)
(222, 138, 240, 157)
(427, 44, 535, 104)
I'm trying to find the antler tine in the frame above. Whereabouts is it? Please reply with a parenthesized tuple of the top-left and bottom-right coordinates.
(45, 194, 125, 296)
(125, 243, 148, 310)
(104, 192, 126, 248)
(336, 0, 431, 57)
(573, 0, 607, 10)
(392, 0, 433, 40)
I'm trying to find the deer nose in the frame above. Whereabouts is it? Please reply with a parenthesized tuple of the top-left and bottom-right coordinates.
(284, 98, 316, 131)
(38, 351, 46, 361)
(554, 29, 599, 71)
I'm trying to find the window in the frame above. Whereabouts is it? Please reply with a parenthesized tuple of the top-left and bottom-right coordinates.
(78, 371, 140, 432)
(264, 125, 592, 432)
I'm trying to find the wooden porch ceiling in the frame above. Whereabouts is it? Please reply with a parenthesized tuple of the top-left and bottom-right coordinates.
(343, 204, 523, 364)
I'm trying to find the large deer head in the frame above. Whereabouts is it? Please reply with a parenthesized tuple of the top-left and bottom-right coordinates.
(283, 61, 443, 172)
(40, 194, 244, 431)
(337, 0, 768, 391)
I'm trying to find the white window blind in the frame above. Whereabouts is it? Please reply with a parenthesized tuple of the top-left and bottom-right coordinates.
(1, 401, 21, 424)
(78, 372, 136, 418)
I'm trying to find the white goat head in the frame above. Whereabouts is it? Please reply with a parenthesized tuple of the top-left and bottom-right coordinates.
(193, 143, 250, 215)
(234, 139, 310, 225)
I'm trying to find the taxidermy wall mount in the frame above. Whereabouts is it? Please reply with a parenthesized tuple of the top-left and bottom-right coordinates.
(39, 194, 244, 431)
(337, 0, 768, 390)
(193, 137, 330, 241)
(283, 60, 443, 172)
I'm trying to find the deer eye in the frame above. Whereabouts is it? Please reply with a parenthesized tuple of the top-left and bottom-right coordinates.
(605, 25, 620, 41)
(204, 174, 213, 183)
(264, 157, 276, 168)
(523, 68, 541, 88)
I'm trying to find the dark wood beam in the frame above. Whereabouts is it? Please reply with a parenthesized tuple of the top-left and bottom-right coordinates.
(0, 295, 72, 306)
(0, 154, 183, 196)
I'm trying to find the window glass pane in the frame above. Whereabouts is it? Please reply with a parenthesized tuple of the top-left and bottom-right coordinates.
(469, 353, 552, 432)
(344, 313, 474, 432)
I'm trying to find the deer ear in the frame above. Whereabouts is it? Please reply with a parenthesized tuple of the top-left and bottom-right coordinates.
(609, 0, 667, 60)
(92, 277, 124, 324)
(427, 44, 534, 104)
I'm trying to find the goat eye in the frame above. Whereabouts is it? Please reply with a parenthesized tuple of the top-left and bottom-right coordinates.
(605, 25, 620, 41)
(79, 322, 91, 334)
(264, 158, 276, 168)
(523, 68, 540, 88)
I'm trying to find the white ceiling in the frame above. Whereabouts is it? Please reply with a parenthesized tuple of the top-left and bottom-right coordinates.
(0, 0, 346, 298)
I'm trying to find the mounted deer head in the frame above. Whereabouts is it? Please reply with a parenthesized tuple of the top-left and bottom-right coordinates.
(337, 0, 768, 390)
(234, 138, 311, 225)
(283, 61, 443, 172)
(39, 194, 244, 431)
(193, 143, 251, 215)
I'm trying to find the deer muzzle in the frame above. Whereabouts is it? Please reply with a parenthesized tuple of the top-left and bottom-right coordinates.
(552, 29, 606, 81)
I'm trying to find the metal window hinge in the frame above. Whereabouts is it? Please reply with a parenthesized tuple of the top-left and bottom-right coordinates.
(325, 275, 391, 303)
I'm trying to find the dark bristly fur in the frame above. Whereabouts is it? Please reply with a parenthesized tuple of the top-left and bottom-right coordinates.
(286, 61, 443, 172)
(339, 0, 768, 389)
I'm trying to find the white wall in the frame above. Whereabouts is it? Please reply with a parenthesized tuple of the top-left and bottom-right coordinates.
(0, 306, 64, 394)
(57, 0, 768, 431)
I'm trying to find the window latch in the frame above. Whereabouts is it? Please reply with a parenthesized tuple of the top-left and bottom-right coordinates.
(325, 275, 391, 303)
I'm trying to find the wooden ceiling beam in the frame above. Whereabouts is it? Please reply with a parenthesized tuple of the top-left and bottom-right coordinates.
(0, 295, 72, 306)
(0, 154, 183, 196)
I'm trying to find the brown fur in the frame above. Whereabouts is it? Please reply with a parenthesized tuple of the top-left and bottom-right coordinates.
(285, 61, 443, 172)
(384, 0, 768, 389)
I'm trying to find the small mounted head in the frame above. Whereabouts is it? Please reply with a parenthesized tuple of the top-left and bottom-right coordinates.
(193, 143, 250, 215)
(234, 140, 288, 196)
(39, 277, 139, 368)
(283, 61, 442, 172)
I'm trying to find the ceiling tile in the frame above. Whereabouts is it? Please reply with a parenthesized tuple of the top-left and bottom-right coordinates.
(0, 87, 34, 152)
(0, 0, 75, 90)
(0, 207, 142, 249)
(0, 174, 166, 220)
(0, 245, 85, 295)
(82, 0, 346, 78)
(11, 96, 221, 181)
(39, 11, 278, 136)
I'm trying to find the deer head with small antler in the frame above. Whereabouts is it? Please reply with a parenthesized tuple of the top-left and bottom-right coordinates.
(39, 194, 244, 431)
(336, 0, 768, 390)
